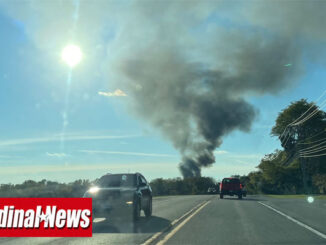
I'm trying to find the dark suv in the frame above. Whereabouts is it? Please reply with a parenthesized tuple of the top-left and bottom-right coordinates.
(84, 173, 152, 221)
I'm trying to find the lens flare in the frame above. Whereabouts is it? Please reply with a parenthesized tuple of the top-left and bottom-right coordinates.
(307, 196, 314, 203)
(61, 44, 83, 68)
(89, 186, 100, 194)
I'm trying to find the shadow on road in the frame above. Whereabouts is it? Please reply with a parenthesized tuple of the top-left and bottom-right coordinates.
(93, 215, 171, 234)
(220, 196, 266, 202)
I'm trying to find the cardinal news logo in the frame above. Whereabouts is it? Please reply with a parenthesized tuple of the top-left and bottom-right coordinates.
(0, 198, 92, 237)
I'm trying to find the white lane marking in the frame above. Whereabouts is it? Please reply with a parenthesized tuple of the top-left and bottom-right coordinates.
(142, 201, 207, 245)
(157, 201, 211, 245)
(93, 218, 106, 223)
(258, 201, 326, 240)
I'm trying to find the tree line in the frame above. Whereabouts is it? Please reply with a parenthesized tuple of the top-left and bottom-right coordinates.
(0, 177, 216, 197)
(149, 177, 216, 196)
(0, 179, 91, 197)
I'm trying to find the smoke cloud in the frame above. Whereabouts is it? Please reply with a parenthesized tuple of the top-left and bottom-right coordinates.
(2, 1, 326, 177)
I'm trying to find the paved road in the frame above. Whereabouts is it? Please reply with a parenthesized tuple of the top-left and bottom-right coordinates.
(0, 195, 325, 244)
(164, 196, 326, 245)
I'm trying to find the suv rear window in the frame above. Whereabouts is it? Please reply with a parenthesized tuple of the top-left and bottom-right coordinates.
(223, 178, 240, 184)
(97, 174, 136, 187)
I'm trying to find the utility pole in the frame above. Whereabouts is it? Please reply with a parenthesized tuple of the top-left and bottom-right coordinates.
(297, 125, 308, 194)
(299, 145, 308, 194)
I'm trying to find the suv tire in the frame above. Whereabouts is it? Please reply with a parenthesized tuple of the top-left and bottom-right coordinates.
(133, 198, 141, 222)
(144, 197, 152, 218)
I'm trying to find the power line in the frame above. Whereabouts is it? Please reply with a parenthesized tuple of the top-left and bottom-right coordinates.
(290, 104, 318, 125)
(293, 89, 326, 125)
(279, 126, 290, 142)
(268, 148, 297, 165)
(299, 137, 326, 157)
(289, 89, 326, 126)
(282, 132, 292, 146)
(299, 139, 326, 151)
(278, 89, 326, 142)
(280, 125, 294, 145)
(283, 151, 298, 166)
(300, 145, 326, 155)
(268, 150, 283, 161)
(300, 152, 326, 158)
(298, 137, 326, 148)
(273, 130, 296, 164)
(292, 99, 326, 126)
(298, 130, 326, 144)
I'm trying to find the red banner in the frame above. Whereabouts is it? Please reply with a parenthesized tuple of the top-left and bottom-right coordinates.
(0, 198, 92, 237)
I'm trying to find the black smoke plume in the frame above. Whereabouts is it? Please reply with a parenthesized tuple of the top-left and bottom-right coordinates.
(108, 1, 326, 177)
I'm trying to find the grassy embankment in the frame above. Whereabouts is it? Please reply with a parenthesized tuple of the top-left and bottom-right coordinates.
(266, 194, 326, 200)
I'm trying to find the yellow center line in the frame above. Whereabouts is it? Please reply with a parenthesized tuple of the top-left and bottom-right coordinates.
(157, 200, 211, 245)
(142, 200, 208, 245)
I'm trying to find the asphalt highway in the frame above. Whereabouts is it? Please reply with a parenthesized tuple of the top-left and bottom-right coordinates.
(0, 195, 325, 245)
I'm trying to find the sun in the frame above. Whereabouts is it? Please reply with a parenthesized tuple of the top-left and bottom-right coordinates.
(61, 44, 83, 68)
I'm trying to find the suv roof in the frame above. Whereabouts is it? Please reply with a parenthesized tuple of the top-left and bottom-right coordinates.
(222, 178, 240, 183)
(103, 172, 143, 176)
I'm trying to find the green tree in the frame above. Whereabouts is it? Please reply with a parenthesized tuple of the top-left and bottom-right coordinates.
(267, 99, 326, 193)
(243, 99, 326, 194)
(256, 151, 303, 194)
(271, 99, 326, 152)
(312, 174, 326, 194)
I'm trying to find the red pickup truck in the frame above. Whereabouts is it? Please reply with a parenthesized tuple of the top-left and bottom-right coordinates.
(219, 177, 246, 199)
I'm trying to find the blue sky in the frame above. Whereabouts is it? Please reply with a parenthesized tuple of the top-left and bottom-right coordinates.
(0, 1, 325, 183)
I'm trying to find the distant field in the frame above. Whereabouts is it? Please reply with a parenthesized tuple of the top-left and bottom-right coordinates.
(267, 194, 326, 200)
